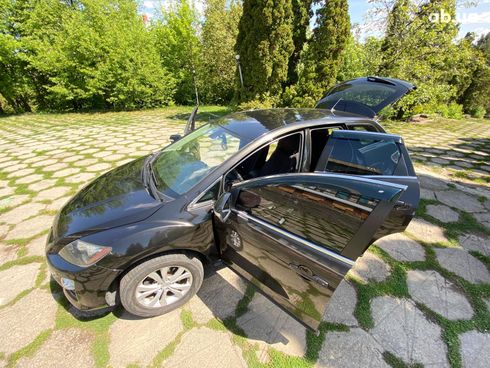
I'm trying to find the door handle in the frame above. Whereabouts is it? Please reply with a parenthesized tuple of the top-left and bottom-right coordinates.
(394, 201, 410, 211)
(289, 264, 329, 287)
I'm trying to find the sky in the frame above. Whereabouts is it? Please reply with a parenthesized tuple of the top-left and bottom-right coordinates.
(140, 0, 490, 40)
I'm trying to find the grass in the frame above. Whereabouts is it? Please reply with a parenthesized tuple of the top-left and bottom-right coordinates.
(1, 109, 489, 367)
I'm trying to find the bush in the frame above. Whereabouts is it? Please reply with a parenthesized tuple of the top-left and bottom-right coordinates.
(438, 103, 464, 119)
(469, 106, 486, 119)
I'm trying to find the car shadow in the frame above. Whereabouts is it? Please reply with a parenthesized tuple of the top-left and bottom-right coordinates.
(47, 262, 296, 347)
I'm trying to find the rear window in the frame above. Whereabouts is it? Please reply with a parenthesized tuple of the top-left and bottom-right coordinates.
(324, 135, 403, 176)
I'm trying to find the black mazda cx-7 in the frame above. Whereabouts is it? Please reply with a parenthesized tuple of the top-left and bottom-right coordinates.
(46, 77, 419, 330)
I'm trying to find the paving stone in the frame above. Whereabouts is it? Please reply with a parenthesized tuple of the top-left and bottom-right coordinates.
(435, 190, 484, 213)
(460, 331, 490, 368)
(348, 251, 391, 283)
(323, 280, 358, 326)
(420, 188, 436, 200)
(28, 179, 57, 192)
(406, 218, 449, 243)
(370, 296, 449, 367)
(0, 195, 29, 209)
(31, 158, 57, 168)
(316, 328, 388, 368)
(236, 292, 307, 357)
(0, 243, 17, 265)
(435, 248, 490, 284)
(418, 175, 450, 190)
(93, 151, 114, 158)
(426, 204, 460, 223)
(474, 212, 490, 230)
(0, 289, 57, 354)
(108, 308, 183, 368)
(62, 155, 85, 163)
(0, 186, 15, 198)
(86, 163, 112, 172)
(104, 153, 125, 162)
(16, 328, 95, 368)
(45, 196, 70, 212)
(51, 167, 80, 178)
(459, 234, 490, 257)
(37, 186, 70, 201)
(64, 172, 97, 185)
(0, 163, 27, 173)
(42, 162, 69, 172)
(15, 174, 44, 185)
(5, 215, 53, 240)
(26, 234, 48, 257)
(407, 270, 473, 320)
(163, 328, 246, 368)
(0, 203, 46, 225)
(73, 158, 98, 167)
(0, 225, 8, 238)
(0, 263, 39, 306)
(7, 168, 35, 178)
(187, 267, 247, 324)
(376, 233, 426, 262)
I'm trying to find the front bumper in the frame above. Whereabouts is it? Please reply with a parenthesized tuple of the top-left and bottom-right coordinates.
(47, 253, 122, 311)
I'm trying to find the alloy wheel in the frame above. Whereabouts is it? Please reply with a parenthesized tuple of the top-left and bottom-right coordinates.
(135, 266, 193, 308)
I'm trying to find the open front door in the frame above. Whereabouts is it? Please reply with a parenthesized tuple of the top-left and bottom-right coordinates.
(213, 173, 406, 330)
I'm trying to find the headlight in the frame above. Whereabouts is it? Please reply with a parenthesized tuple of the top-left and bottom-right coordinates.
(59, 240, 111, 267)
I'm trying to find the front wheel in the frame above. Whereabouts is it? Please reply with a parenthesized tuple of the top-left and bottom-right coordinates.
(119, 253, 204, 317)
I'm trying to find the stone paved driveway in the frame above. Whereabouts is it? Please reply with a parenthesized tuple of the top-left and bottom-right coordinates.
(0, 110, 489, 368)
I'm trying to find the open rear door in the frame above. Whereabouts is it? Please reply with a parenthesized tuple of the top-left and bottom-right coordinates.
(213, 173, 407, 330)
(316, 76, 416, 118)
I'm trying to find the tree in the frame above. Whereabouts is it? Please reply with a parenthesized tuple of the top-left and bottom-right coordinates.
(377, 0, 465, 118)
(290, 0, 350, 106)
(287, 0, 313, 86)
(460, 32, 490, 117)
(235, 0, 295, 103)
(152, 0, 201, 105)
(200, 0, 242, 104)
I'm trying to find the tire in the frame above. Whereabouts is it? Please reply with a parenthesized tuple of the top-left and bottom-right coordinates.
(119, 253, 204, 318)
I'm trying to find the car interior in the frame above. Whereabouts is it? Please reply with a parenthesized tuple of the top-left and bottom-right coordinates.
(226, 134, 302, 186)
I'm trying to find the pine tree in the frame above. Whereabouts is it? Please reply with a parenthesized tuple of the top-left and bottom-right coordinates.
(295, 0, 350, 106)
(287, 0, 313, 86)
(235, 0, 295, 103)
(200, 0, 242, 104)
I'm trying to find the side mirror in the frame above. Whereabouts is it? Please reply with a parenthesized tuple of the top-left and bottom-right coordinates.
(214, 192, 232, 223)
(169, 134, 182, 143)
(237, 190, 261, 209)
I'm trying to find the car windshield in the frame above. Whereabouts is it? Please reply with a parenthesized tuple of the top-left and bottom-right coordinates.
(152, 124, 248, 196)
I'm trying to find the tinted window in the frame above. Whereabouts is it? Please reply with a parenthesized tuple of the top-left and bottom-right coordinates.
(324, 136, 402, 175)
(242, 184, 377, 253)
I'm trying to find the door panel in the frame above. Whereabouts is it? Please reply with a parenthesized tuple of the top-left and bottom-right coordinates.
(314, 130, 420, 237)
(214, 173, 406, 330)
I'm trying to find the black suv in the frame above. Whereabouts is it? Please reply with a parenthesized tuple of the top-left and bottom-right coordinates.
(46, 77, 419, 330)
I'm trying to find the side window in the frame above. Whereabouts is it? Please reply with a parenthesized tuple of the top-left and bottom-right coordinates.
(240, 184, 376, 253)
(309, 127, 340, 172)
(225, 133, 302, 185)
(347, 124, 379, 132)
(196, 181, 221, 204)
(324, 135, 403, 175)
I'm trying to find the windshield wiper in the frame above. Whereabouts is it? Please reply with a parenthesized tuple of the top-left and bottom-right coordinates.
(143, 154, 165, 202)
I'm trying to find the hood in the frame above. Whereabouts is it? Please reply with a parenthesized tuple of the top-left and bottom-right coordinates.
(51, 157, 163, 242)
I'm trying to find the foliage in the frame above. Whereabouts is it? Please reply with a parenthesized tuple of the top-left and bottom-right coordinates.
(460, 33, 490, 117)
(199, 0, 242, 104)
(235, 0, 295, 103)
(288, 0, 350, 107)
(287, 0, 313, 86)
(152, 0, 200, 105)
